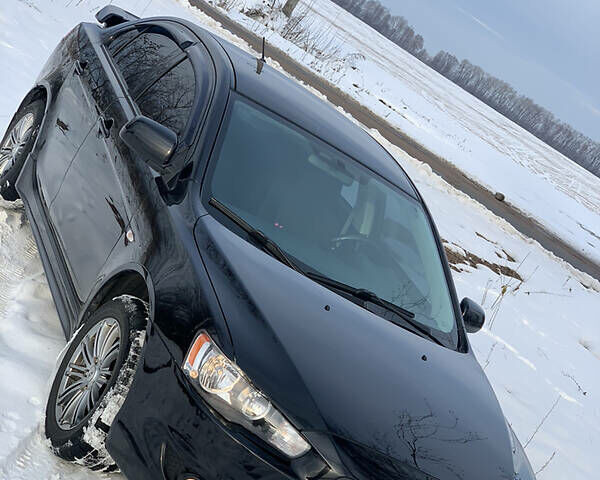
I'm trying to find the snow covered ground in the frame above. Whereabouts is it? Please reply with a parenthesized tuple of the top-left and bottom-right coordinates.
(0, 203, 119, 480)
(0, 1, 599, 479)
(219, 0, 600, 268)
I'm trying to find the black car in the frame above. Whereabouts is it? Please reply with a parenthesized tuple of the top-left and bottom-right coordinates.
(0, 5, 535, 480)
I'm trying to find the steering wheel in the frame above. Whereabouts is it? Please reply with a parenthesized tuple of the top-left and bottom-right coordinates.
(330, 234, 396, 264)
(330, 234, 378, 252)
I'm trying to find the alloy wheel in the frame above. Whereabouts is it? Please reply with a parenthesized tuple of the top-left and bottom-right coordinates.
(0, 112, 36, 176)
(55, 318, 121, 430)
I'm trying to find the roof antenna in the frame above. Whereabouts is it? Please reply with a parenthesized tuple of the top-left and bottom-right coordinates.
(256, 37, 266, 75)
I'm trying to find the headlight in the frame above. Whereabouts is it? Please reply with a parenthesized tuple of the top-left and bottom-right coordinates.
(508, 424, 536, 480)
(183, 332, 311, 458)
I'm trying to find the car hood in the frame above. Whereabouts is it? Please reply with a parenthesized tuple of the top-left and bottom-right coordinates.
(195, 216, 515, 480)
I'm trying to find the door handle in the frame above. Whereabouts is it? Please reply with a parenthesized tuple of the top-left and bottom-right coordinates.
(74, 60, 88, 75)
(99, 117, 114, 138)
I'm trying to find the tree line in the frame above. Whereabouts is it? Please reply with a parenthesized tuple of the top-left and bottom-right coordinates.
(331, 0, 600, 176)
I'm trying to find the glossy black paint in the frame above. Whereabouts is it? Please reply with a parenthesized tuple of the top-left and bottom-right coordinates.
(194, 216, 515, 480)
(10, 6, 529, 480)
(461, 297, 486, 333)
(119, 115, 178, 174)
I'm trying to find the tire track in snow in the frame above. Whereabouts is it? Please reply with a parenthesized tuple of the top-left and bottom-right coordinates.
(0, 202, 37, 319)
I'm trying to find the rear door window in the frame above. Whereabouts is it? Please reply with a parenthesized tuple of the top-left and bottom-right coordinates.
(136, 60, 196, 138)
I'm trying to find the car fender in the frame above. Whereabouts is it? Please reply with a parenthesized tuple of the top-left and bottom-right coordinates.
(75, 261, 156, 335)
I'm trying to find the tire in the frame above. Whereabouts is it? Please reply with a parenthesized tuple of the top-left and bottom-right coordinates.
(0, 99, 44, 201)
(45, 296, 148, 472)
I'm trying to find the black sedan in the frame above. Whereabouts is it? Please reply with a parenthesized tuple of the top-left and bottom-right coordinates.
(0, 5, 535, 480)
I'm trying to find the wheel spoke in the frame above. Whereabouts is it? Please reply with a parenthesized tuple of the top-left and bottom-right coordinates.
(81, 336, 94, 368)
(66, 368, 87, 381)
(8, 127, 18, 146)
(100, 346, 119, 370)
(15, 114, 33, 141)
(57, 378, 86, 405)
(99, 322, 120, 361)
(58, 388, 85, 427)
(16, 120, 27, 140)
(68, 361, 88, 375)
(91, 378, 101, 395)
(2, 135, 13, 149)
(74, 389, 91, 424)
(92, 322, 106, 360)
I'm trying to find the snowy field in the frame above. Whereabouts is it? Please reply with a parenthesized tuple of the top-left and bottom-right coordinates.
(0, 1, 599, 479)
(222, 0, 600, 268)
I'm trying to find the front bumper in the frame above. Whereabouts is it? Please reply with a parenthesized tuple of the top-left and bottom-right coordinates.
(106, 325, 330, 480)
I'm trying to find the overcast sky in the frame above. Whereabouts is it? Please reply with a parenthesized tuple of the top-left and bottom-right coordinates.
(380, 0, 599, 141)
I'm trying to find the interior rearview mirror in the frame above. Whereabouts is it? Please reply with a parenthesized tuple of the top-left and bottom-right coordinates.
(119, 116, 177, 175)
(460, 297, 485, 333)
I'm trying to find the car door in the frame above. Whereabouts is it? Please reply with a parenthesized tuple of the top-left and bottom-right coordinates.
(35, 55, 97, 207)
(49, 24, 192, 301)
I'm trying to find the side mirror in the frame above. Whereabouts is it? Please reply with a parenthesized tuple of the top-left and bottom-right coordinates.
(460, 297, 485, 333)
(119, 116, 177, 175)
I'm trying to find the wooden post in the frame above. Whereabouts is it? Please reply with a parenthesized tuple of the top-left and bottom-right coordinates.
(282, 0, 301, 17)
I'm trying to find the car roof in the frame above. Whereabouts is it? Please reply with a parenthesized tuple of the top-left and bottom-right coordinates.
(210, 35, 419, 200)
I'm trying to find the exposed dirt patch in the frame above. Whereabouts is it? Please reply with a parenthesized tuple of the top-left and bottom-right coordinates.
(475, 231, 495, 243)
(475, 231, 516, 262)
(443, 239, 523, 281)
(377, 97, 409, 116)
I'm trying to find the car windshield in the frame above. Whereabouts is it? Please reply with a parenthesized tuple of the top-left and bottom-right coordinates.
(207, 96, 458, 346)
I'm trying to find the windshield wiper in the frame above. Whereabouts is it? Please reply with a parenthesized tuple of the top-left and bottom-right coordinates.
(305, 272, 444, 347)
(210, 197, 444, 347)
(209, 197, 303, 274)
